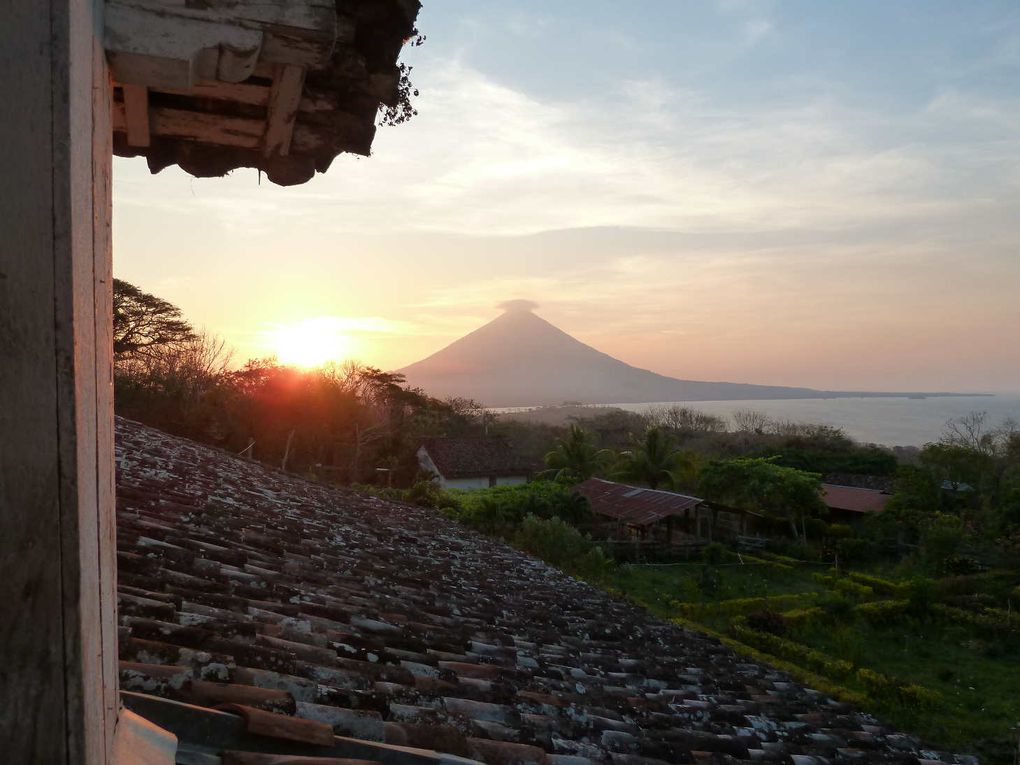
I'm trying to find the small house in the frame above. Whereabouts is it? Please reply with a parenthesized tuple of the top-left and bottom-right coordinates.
(573, 478, 711, 542)
(417, 437, 531, 490)
(821, 483, 891, 523)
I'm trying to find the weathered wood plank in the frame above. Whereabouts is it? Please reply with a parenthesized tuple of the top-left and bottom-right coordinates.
(0, 2, 66, 760)
(105, 0, 336, 88)
(0, 1, 117, 761)
(122, 84, 151, 147)
(263, 64, 305, 157)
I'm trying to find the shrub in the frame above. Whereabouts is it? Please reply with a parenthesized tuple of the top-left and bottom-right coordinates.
(921, 513, 965, 573)
(449, 482, 591, 535)
(701, 542, 729, 564)
(835, 537, 874, 565)
(818, 594, 855, 622)
(782, 606, 826, 629)
(746, 609, 788, 635)
(767, 538, 818, 561)
(846, 571, 908, 597)
(731, 623, 853, 679)
(831, 578, 874, 600)
(404, 480, 460, 510)
(513, 515, 614, 582)
(856, 669, 942, 709)
(906, 577, 938, 618)
(675, 592, 819, 619)
(854, 599, 909, 627)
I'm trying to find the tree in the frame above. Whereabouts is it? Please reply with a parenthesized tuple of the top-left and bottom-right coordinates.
(113, 278, 195, 359)
(647, 405, 726, 435)
(732, 409, 771, 434)
(699, 456, 825, 539)
(541, 425, 614, 483)
(616, 427, 696, 490)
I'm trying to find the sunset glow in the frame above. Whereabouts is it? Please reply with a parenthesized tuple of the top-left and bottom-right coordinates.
(267, 319, 355, 369)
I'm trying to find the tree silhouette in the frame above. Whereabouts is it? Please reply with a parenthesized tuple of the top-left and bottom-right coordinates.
(616, 427, 694, 490)
(541, 424, 614, 483)
(113, 278, 195, 358)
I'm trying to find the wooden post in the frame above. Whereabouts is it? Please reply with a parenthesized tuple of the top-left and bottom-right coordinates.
(0, 1, 118, 761)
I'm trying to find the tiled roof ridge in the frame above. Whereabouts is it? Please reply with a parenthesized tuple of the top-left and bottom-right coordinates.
(114, 417, 975, 765)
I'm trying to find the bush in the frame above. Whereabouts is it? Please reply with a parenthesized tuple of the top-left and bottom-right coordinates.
(746, 609, 788, 635)
(404, 480, 460, 510)
(906, 577, 938, 618)
(675, 592, 819, 619)
(921, 513, 965, 573)
(701, 542, 729, 564)
(447, 483, 591, 535)
(731, 622, 853, 679)
(782, 606, 826, 629)
(854, 599, 909, 627)
(817, 594, 855, 622)
(835, 537, 875, 565)
(513, 515, 614, 582)
(856, 668, 942, 709)
(767, 538, 818, 561)
(846, 571, 908, 597)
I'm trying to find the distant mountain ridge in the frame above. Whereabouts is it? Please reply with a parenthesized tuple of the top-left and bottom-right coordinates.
(398, 304, 970, 407)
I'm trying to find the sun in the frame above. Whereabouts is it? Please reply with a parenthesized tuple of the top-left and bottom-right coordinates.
(267, 318, 354, 368)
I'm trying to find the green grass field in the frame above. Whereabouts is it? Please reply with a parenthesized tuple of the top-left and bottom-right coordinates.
(607, 561, 1020, 764)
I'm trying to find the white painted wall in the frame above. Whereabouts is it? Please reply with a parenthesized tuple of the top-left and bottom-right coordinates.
(416, 446, 527, 491)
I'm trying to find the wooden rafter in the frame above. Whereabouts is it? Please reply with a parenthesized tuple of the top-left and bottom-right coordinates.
(263, 65, 305, 158)
(121, 84, 150, 147)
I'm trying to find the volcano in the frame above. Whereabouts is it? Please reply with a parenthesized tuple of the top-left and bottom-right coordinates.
(399, 301, 851, 407)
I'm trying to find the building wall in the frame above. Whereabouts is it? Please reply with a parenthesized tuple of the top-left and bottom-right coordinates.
(495, 475, 528, 487)
(442, 476, 493, 491)
(0, 2, 117, 761)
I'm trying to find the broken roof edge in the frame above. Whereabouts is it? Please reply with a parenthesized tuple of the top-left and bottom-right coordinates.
(122, 691, 483, 765)
(108, 0, 422, 186)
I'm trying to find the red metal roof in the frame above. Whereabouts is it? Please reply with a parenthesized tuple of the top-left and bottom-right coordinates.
(574, 478, 703, 526)
(821, 483, 891, 514)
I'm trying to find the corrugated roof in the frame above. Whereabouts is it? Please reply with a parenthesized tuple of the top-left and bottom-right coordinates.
(573, 478, 703, 526)
(419, 437, 530, 479)
(821, 483, 891, 514)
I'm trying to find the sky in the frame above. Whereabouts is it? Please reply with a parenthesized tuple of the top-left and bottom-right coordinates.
(113, 0, 1020, 393)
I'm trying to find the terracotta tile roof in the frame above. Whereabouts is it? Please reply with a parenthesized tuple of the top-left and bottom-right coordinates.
(573, 479, 702, 527)
(419, 438, 530, 479)
(820, 484, 891, 515)
(115, 418, 966, 764)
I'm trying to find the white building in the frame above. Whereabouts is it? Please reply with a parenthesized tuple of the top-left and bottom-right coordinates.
(417, 437, 531, 490)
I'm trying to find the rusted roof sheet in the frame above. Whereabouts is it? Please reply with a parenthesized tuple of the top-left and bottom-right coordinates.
(821, 483, 891, 514)
(573, 478, 702, 526)
(113, 418, 965, 763)
(419, 438, 530, 479)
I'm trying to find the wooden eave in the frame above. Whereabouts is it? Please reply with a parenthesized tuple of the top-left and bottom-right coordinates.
(106, 0, 420, 186)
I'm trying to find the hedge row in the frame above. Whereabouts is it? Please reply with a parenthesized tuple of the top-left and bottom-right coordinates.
(730, 622, 854, 679)
(856, 668, 943, 709)
(731, 623, 943, 710)
(846, 571, 909, 598)
(853, 599, 910, 626)
(931, 604, 1020, 637)
(674, 592, 819, 618)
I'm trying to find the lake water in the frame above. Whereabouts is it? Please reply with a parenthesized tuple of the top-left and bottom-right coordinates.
(611, 395, 1020, 447)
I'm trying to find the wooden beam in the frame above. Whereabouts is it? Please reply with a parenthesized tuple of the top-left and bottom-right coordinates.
(263, 64, 305, 157)
(122, 84, 150, 147)
(1, 0, 119, 761)
(105, 0, 336, 89)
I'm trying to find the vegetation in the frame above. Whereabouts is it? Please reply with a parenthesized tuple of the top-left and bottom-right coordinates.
(115, 281, 1020, 761)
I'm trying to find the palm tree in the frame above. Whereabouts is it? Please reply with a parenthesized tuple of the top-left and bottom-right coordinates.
(616, 426, 696, 490)
(541, 424, 614, 483)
